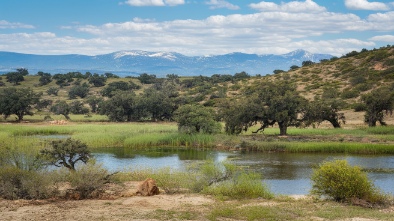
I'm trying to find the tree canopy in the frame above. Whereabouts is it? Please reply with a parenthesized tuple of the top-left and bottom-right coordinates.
(0, 87, 42, 121)
(361, 87, 394, 127)
(174, 104, 221, 134)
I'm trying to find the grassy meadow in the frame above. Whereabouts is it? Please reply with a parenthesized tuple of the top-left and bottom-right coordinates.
(1, 117, 394, 154)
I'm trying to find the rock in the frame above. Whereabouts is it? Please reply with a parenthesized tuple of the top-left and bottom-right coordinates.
(136, 178, 160, 196)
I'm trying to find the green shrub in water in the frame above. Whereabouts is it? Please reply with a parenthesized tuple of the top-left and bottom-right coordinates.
(311, 160, 387, 204)
(203, 171, 273, 199)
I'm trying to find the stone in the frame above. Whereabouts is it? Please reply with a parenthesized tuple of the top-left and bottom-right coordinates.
(136, 178, 160, 196)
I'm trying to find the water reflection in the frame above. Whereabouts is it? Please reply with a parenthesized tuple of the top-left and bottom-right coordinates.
(93, 149, 394, 195)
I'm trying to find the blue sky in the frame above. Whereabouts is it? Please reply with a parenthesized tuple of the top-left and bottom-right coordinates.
(1, 0, 393, 56)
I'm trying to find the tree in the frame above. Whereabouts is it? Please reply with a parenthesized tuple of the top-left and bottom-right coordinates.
(47, 87, 59, 96)
(289, 65, 300, 71)
(53, 73, 73, 87)
(137, 73, 157, 84)
(302, 60, 315, 67)
(101, 81, 134, 97)
(233, 71, 250, 80)
(88, 73, 107, 87)
(0, 87, 42, 121)
(68, 83, 90, 99)
(174, 104, 221, 134)
(303, 98, 346, 128)
(255, 81, 306, 135)
(223, 80, 306, 135)
(273, 69, 285, 74)
(5, 68, 29, 85)
(40, 138, 91, 171)
(70, 101, 89, 115)
(37, 71, 52, 86)
(219, 98, 262, 135)
(50, 100, 71, 120)
(86, 96, 103, 113)
(99, 91, 136, 122)
(361, 87, 394, 127)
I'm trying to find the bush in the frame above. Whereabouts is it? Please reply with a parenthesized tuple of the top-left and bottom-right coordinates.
(0, 167, 55, 199)
(311, 160, 387, 204)
(68, 162, 111, 199)
(202, 172, 273, 200)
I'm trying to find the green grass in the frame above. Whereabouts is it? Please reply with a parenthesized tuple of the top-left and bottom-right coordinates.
(1, 122, 394, 153)
(246, 141, 394, 154)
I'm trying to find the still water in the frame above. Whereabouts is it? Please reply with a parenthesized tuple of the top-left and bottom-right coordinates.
(93, 148, 394, 195)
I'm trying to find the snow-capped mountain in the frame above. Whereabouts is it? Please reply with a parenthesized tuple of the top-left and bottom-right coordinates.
(0, 49, 332, 77)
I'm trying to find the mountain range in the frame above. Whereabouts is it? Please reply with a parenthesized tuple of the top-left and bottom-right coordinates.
(0, 49, 333, 77)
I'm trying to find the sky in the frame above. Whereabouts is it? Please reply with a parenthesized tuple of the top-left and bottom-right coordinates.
(0, 0, 394, 56)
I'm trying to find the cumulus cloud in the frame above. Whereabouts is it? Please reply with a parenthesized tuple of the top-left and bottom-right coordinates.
(206, 0, 240, 10)
(369, 35, 394, 42)
(1, 5, 392, 56)
(0, 20, 35, 29)
(123, 0, 184, 6)
(344, 0, 391, 11)
(249, 0, 326, 13)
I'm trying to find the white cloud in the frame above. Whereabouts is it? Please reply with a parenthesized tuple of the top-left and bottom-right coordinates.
(369, 35, 394, 42)
(1, 7, 392, 56)
(344, 0, 391, 11)
(123, 0, 184, 6)
(165, 0, 185, 6)
(206, 0, 240, 10)
(249, 0, 326, 13)
(0, 20, 35, 29)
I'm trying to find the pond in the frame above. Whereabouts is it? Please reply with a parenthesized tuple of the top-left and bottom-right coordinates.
(93, 148, 394, 195)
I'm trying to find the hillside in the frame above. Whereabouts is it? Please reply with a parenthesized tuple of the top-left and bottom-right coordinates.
(0, 46, 393, 125)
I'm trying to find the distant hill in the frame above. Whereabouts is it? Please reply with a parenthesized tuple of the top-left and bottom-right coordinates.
(0, 49, 332, 77)
(253, 46, 394, 104)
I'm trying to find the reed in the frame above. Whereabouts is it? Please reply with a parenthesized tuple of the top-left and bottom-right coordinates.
(251, 141, 394, 154)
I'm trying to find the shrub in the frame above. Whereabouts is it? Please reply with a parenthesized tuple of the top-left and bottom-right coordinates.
(202, 171, 273, 200)
(311, 160, 387, 204)
(0, 167, 55, 199)
(68, 162, 112, 199)
(47, 87, 59, 96)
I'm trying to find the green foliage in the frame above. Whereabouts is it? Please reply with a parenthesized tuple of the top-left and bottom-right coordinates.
(233, 71, 250, 80)
(99, 91, 137, 122)
(273, 69, 285, 74)
(200, 161, 273, 199)
(40, 138, 91, 171)
(361, 87, 394, 127)
(303, 98, 345, 128)
(137, 73, 157, 84)
(311, 160, 386, 204)
(50, 100, 71, 120)
(341, 88, 360, 99)
(68, 83, 90, 99)
(5, 68, 29, 85)
(0, 87, 42, 121)
(86, 96, 103, 113)
(88, 73, 107, 87)
(47, 86, 59, 96)
(0, 167, 56, 199)
(69, 100, 89, 115)
(302, 60, 315, 67)
(67, 161, 111, 199)
(174, 104, 221, 134)
(37, 71, 52, 86)
(101, 81, 140, 97)
(53, 73, 73, 87)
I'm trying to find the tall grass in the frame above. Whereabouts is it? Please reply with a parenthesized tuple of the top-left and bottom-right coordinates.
(246, 141, 394, 154)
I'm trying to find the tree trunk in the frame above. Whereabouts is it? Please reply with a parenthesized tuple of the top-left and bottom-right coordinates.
(278, 122, 287, 136)
(63, 114, 70, 120)
(328, 119, 341, 128)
